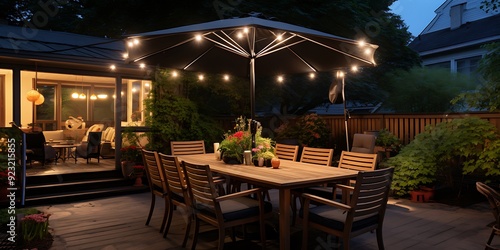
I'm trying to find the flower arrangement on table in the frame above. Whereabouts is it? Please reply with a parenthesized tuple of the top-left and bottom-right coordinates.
(218, 116, 274, 164)
(120, 145, 141, 163)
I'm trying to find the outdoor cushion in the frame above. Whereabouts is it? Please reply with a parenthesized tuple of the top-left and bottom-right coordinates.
(196, 197, 272, 222)
(300, 205, 379, 232)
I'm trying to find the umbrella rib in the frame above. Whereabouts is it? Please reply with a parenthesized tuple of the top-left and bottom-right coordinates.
(205, 32, 249, 57)
(131, 37, 195, 63)
(183, 47, 214, 70)
(257, 39, 306, 58)
(257, 32, 296, 57)
(286, 48, 318, 72)
(218, 31, 250, 56)
(295, 34, 375, 65)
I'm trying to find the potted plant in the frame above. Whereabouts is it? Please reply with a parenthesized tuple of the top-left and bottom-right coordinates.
(219, 130, 252, 164)
(374, 128, 401, 159)
(120, 145, 141, 178)
(252, 138, 276, 167)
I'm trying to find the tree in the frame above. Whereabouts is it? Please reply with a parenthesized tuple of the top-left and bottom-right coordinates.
(452, 43, 500, 112)
(384, 67, 474, 113)
(1, 0, 420, 115)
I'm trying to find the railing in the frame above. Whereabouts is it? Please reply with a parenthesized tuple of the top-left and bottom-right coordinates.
(216, 112, 500, 150)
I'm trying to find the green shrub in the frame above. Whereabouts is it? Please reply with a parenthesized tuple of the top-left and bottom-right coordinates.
(387, 117, 500, 196)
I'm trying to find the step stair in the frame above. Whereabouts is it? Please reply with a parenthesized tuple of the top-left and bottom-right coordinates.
(23, 170, 148, 206)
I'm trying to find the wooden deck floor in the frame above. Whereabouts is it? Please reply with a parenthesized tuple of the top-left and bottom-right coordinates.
(26, 158, 117, 176)
(32, 189, 494, 250)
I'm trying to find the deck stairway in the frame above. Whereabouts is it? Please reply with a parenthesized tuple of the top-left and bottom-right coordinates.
(23, 170, 149, 206)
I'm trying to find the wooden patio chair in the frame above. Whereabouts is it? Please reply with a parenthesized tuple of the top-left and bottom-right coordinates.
(301, 168, 394, 250)
(291, 146, 334, 224)
(299, 146, 333, 166)
(171, 140, 227, 195)
(181, 160, 272, 250)
(350, 133, 376, 154)
(157, 153, 192, 247)
(275, 143, 299, 161)
(170, 140, 206, 155)
(476, 182, 500, 250)
(141, 149, 168, 234)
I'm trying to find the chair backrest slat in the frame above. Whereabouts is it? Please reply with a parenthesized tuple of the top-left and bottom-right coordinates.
(275, 143, 299, 161)
(157, 153, 186, 196)
(349, 168, 394, 221)
(142, 150, 166, 195)
(182, 161, 218, 209)
(300, 147, 333, 166)
(338, 151, 377, 171)
(171, 140, 206, 155)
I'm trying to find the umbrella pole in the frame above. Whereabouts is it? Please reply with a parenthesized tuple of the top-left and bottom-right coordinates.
(250, 57, 255, 120)
(342, 76, 350, 151)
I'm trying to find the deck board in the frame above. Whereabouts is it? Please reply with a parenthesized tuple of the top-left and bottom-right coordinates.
(32, 189, 493, 250)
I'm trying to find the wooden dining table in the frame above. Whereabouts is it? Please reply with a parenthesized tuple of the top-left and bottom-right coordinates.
(178, 153, 358, 250)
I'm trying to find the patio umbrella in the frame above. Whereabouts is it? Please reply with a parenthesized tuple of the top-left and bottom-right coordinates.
(125, 16, 378, 119)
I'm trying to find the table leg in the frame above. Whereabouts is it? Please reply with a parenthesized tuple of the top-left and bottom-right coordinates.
(279, 188, 291, 250)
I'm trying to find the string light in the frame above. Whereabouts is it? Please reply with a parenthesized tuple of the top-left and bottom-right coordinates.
(195, 35, 202, 41)
(139, 63, 146, 69)
(351, 65, 359, 72)
(309, 73, 315, 79)
(198, 74, 204, 81)
(277, 75, 284, 82)
(110, 65, 116, 70)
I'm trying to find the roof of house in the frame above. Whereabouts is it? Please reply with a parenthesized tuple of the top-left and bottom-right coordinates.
(409, 13, 500, 54)
(0, 24, 124, 64)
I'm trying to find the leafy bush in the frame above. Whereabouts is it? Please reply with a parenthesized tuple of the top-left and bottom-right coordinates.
(275, 113, 330, 148)
(387, 117, 500, 196)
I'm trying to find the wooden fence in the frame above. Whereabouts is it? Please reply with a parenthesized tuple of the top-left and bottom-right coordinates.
(217, 112, 500, 151)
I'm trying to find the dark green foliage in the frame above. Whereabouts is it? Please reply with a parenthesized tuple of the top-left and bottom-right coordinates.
(453, 43, 500, 112)
(387, 117, 500, 196)
(144, 69, 223, 154)
(274, 113, 330, 148)
(384, 67, 474, 113)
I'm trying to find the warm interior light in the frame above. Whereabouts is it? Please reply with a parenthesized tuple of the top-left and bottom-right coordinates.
(26, 89, 41, 102)
(145, 83, 150, 87)
(132, 87, 137, 93)
(35, 94, 44, 105)
(112, 94, 116, 99)
(127, 41, 134, 47)
(79, 93, 86, 99)
(71, 92, 79, 99)
(97, 94, 108, 99)
(90, 94, 97, 100)
(133, 38, 139, 45)
(364, 48, 372, 55)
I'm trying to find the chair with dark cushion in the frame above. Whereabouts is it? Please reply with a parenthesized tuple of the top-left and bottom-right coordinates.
(182, 160, 272, 250)
(351, 133, 376, 154)
(75, 131, 102, 163)
(300, 168, 394, 250)
(157, 153, 192, 247)
(25, 132, 57, 166)
(476, 182, 500, 250)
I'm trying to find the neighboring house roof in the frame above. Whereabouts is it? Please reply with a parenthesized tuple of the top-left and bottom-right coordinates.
(409, 13, 500, 55)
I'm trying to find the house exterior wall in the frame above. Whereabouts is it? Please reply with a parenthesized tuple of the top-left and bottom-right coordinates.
(422, 0, 497, 35)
